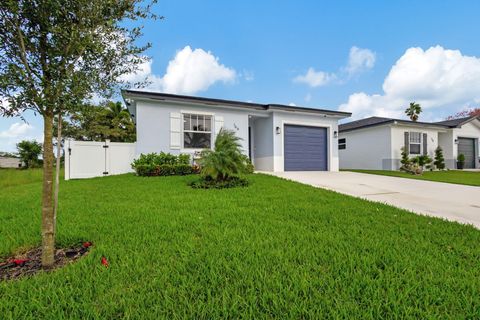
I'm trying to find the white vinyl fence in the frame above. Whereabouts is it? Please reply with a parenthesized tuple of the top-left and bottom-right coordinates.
(65, 139, 136, 180)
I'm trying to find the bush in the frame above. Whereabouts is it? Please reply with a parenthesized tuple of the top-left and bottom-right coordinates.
(243, 155, 255, 174)
(190, 176, 249, 189)
(198, 129, 251, 184)
(131, 152, 197, 176)
(457, 153, 465, 162)
(434, 147, 445, 170)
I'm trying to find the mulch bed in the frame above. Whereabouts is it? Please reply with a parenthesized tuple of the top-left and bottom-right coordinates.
(0, 242, 92, 281)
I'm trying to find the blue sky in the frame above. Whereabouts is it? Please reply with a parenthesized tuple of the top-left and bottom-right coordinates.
(2, 0, 480, 151)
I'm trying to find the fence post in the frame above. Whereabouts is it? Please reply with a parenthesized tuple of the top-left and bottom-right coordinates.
(104, 139, 110, 176)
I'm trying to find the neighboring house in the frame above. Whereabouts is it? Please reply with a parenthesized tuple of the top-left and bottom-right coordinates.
(122, 90, 351, 172)
(338, 116, 480, 170)
(0, 156, 22, 168)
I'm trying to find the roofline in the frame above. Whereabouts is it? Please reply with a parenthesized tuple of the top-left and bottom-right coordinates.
(122, 90, 351, 117)
(339, 118, 449, 133)
(448, 115, 480, 128)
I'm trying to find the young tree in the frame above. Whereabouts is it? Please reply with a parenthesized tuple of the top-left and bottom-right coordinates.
(446, 108, 480, 120)
(433, 146, 445, 170)
(16, 140, 42, 168)
(405, 102, 422, 121)
(0, 1, 156, 267)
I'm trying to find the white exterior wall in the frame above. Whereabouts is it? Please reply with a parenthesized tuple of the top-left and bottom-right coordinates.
(251, 115, 274, 171)
(339, 125, 392, 170)
(438, 130, 455, 169)
(135, 100, 249, 158)
(272, 111, 340, 172)
(390, 126, 440, 170)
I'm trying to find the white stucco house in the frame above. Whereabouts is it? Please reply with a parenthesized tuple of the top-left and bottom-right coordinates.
(338, 116, 480, 170)
(122, 90, 351, 172)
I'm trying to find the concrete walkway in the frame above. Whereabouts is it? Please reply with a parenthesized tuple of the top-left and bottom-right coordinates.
(268, 171, 480, 228)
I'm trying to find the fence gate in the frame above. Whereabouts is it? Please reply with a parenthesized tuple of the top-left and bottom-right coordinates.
(65, 140, 136, 180)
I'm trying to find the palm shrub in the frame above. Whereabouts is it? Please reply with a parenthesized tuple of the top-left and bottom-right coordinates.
(131, 152, 196, 176)
(194, 129, 252, 188)
(399, 147, 422, 175)
(433, 147, 445, 170)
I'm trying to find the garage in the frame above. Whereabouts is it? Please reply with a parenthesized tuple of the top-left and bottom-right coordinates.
(458, 137, 476, 169)
(284, 125, 328, 171)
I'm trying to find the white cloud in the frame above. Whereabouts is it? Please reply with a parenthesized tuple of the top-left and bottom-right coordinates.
(294, 46, 375, 88)
(125, 46, 237, 95)
(339, 46, 480, 120)
(345, 46, 376, 76)
(288, 102, 296, 106)
(0, 122, 41, 152)
(293, 68, 334, 88)
(0, 122, 33, 138)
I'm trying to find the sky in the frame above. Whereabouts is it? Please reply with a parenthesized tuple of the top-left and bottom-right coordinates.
(2, 0, 480, 151)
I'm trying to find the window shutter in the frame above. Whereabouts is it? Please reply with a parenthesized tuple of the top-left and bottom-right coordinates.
(404, 132, 409, 154)
(215, 116, 224, 135)
(422, 133, 428, 155)
(170, 112, 181, 149)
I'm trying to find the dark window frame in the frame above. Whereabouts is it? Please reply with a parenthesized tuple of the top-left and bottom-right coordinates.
(338, 138, 346, 150)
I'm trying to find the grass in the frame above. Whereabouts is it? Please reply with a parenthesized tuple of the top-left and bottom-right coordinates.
(347, 169, 480, 187)
(1, 170, 480, 318)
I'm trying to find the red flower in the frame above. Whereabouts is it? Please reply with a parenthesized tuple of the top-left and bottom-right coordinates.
(101, 256, 109, 268)
(82, 242, 92, 248)
(10, 259, 29, 266)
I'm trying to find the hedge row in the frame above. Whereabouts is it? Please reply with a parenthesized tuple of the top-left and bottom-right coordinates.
(134, 164, 200, 177)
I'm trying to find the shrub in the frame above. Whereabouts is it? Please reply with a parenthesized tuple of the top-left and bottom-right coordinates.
(417, 155, 433, 170)
(399, 147, 422, 175)
(190, 176, 249, 189)
(434, 147, 445, 170)
(243, 155, 255, 174)
(194, 129, 252, 188)
(174, 164, 195, 175)
(131, 152, 197, 176)
(457, 153, 465, 162)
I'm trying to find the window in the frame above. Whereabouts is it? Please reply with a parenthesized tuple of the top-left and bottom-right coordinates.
(409, 132, 421, 154)
(183, 114, 212, 149)
(338, 138, 346, 150)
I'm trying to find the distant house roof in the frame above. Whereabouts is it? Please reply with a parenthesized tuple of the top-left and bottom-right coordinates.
(434, 116, 480, 128)
(122, 90, 352, 118)
(339, 116, 449, 133)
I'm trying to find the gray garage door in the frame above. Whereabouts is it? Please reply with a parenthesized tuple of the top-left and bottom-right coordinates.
(458, 137, 476, 169)
(284, 125, 328, 171)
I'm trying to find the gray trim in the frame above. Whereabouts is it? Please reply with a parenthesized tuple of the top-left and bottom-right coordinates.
(422, 133, 428, 156)
(404, 132, 409, 154)
(122, 90, 352, 117)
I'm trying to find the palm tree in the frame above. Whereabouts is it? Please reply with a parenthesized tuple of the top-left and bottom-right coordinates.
(405, 102, 422, 121)
(199, 129, 249, 182)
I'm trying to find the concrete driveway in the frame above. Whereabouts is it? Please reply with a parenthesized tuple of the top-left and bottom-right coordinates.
(269, 171, 480, 228)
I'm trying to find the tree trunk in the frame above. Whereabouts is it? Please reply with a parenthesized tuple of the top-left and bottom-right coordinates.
(41, 113, 55, 268)
(53, 113, 62, 238)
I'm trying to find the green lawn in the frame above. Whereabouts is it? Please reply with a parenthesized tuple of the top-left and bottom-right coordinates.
(347, 169, 480, 186)
(1, 170, 480, 318)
